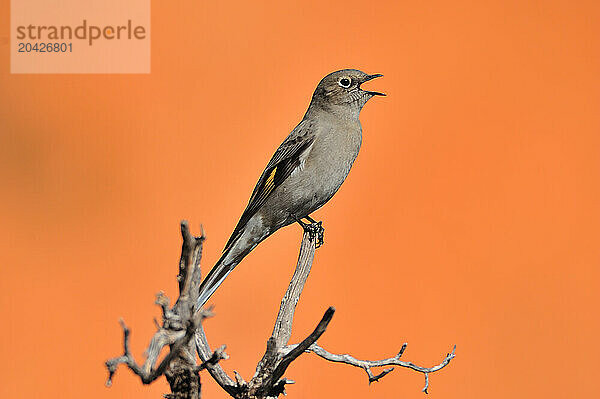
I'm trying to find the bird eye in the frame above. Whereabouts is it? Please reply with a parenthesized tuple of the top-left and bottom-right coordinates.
(338, 77, 351, 88)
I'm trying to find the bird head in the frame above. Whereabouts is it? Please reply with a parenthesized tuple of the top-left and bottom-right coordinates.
(309, 69, 385, 117)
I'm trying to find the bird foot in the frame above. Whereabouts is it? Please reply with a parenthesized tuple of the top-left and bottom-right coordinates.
(296, 218, 324, 248)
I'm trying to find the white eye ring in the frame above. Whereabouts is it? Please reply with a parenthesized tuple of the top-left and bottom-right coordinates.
(338, 77, 352, 88)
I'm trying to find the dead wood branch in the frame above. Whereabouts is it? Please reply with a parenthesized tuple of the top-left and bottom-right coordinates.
(105, 222, 227, 399)
(245, 227, 320, 398)
(195, 323, 238, 395)
(283, 342, 456, 392)
(106, 220, 456, 398)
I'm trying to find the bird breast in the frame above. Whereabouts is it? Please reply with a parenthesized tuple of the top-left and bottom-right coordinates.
(303, 122, 362, 201)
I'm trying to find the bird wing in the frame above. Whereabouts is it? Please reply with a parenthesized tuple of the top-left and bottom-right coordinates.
(223, 123, 315, 253)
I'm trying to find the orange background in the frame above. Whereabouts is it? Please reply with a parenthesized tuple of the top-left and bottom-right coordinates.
(1, 1, 599, 398)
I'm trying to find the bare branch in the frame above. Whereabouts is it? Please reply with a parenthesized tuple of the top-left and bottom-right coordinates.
(195, 325, 238, 395)
(267, 307, 335, 387)
(106, 222, 228, 399)
(194, 345, 229, 372)
(283, 342, 456, 390)
(105, 320, 145, 386)
(141, 327, 177, 376)
(176, 221, 205, 316)
(249, 227, 319, 395)
(106, 219, 456, 398)
(151, 309, 211, 380)
(104, 309, 213, 386)
(271, 229, 318, 346)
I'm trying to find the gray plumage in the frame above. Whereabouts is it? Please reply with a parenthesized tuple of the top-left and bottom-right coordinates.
(196, 69, 384, 309)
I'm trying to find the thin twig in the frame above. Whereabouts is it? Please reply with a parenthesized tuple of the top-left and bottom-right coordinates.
(194, 345, 229, 372)
(105, 320, 144, 386)
(105, 309, 213, 386)
(268, 307, 335, 387)
(283, 342, 456, 390)
(195, 324, 238, 394)
(106, 222, 226, 399)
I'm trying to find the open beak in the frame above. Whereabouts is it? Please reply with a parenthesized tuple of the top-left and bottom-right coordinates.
(360, 74, 385, 96)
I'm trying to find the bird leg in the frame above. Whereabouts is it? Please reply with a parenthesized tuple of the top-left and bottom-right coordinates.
(304, 215, 317, 224)
(294, 215, 324, 248)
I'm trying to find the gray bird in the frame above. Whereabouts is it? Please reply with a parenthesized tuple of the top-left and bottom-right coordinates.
(196, 69, 384, 309)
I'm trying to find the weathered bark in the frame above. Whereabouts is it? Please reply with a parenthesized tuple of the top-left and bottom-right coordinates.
(105, 220, 455, 398)
(105, 222, 224, 399)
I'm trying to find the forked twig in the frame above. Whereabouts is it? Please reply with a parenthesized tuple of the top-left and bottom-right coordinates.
(283, 342, 456, 392)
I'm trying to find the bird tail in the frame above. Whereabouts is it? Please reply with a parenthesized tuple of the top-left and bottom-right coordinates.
(195, 252, 236, 310)
(195, 240, 258, 310)
(196, 215, 273, 310)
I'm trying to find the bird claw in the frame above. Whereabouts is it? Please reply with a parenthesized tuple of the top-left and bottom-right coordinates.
(305, 221, 324, 248)
(294, 216, 325, 248)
